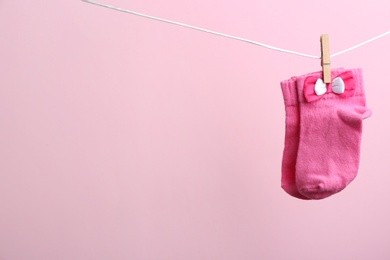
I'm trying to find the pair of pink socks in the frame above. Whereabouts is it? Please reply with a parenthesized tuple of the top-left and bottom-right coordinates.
(280, 68, 371, 200)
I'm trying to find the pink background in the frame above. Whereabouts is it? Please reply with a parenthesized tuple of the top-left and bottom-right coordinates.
(1, 1, 389, 259)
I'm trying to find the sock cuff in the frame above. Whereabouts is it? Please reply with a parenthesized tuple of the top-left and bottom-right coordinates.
(352, 68, 366, 97)
(294, 68, 366, 105)
(281, 68, 366, 108)
(281, 77, 299, 107)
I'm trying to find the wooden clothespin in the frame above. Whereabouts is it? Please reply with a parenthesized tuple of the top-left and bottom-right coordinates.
(320, 34, 331, 83)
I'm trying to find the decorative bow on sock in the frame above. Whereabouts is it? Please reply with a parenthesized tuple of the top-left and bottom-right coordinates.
(303, 71, 356, 103)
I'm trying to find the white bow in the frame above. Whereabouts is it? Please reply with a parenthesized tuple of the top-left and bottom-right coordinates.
(314, 77, 345, 96)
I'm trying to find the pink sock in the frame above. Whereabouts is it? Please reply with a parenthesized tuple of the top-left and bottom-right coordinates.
(280, 77, 310, 200)
(294, 68, 371, 199)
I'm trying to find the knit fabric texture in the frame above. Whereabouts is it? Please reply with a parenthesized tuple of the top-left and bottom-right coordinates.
(280, 68, 371, 200)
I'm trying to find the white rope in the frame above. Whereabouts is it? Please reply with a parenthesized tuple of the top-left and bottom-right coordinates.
(82, 0, 389, 60)
(330, 30, 390, 57)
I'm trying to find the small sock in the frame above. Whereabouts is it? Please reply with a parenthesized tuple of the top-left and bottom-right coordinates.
(280, 77, 310, 200)
(294, 68, 371, 199)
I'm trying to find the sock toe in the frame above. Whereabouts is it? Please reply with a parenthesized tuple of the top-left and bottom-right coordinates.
(282, 183, 311, 200)
(298, 175, 345, 200)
